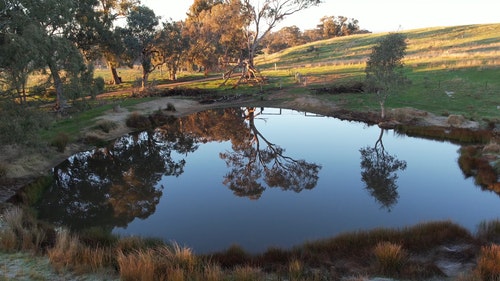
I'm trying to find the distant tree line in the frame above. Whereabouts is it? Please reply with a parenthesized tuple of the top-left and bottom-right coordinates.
(262, 16, 369, 54)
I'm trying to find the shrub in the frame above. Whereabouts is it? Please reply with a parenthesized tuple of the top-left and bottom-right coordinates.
(165, 102, 176, 112)
(51, 132, 70, 153)
(95, 119, 118, 133)
(476, 244, 500, 281)
(373, 241, 407, 277)
(126, 112, 151, 129)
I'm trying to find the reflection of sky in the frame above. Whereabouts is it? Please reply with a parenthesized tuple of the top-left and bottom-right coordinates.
(114, 108, 500, 254)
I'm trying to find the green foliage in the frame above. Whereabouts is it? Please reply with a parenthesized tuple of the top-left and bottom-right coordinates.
(365, 33, 409, 118)
(0, 101, 51, 146)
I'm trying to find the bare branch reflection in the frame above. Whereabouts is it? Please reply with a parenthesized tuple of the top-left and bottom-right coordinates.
(359, 128, 407, 211)
(221, 108, 322, 199)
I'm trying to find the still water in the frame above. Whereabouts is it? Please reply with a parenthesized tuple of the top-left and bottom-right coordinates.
(35, 107, 500, 254)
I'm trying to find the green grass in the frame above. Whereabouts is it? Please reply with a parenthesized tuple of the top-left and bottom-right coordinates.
(39, 98, 154, 142)
(252, 23, 500, 121)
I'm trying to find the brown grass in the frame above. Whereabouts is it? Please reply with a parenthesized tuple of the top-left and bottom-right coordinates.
(373, 241, 407, 276)
(476, 244, 500, 281)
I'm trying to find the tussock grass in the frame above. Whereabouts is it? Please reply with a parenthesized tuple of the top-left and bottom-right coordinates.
(477, 219, 500, 244)
(476, 244, 500, 281)
(0, 206, 50, 253)
(373, 241, 407, 276)
(94, 119, 118, 133)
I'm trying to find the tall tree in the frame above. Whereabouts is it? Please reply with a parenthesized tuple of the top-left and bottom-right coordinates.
(223, 0, 321, 86)
(0, 2, 42, 103)
(95, 0, 139, 85)
(121, 5, 160, 89)
(156, 20, 189, 80)
(365, 33, 409, 119)
(185, 0, 246, 76)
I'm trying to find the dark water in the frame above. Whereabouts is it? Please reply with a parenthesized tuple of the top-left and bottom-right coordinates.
(35, 107, 500, 254)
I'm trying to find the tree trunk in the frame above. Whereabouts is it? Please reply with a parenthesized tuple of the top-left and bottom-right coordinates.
(109, 63, 121, 85)
(379, 100, 385, 120)
(141, 70, 149, 89)
(48, 61, 65, 110)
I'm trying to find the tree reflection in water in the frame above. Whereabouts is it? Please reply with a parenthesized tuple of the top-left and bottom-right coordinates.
(36, 108, 321, 232)
(37, 127, 197, 231)
(359, 128, 407, 211)
(220, 107, 322, 199)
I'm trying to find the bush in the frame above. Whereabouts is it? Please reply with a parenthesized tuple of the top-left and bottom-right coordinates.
(126, 112, 151, 129)
(0, 101, 51, 146)
(51, 132, 70, 153)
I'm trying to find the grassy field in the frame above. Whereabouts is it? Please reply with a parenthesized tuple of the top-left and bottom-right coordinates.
(88, 24, 500, 122)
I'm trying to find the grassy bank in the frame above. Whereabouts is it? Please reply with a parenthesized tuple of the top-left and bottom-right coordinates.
(1, 206, 500, 280)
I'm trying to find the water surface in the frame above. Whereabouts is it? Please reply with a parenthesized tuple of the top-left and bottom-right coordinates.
(36, 107, 500, 253)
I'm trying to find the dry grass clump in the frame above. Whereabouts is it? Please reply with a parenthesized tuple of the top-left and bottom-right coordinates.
(48, 229, 114, 273)
(94, 119, 118, 133)
(476, 244, 500, 281)
(373, 241, 407, 277)
(232, 265, 263, 281)
(0, 206, 50, 253)
(477, 219, 500, 244)
(117, 242, 199, 281)
(50, 132, 69, 153)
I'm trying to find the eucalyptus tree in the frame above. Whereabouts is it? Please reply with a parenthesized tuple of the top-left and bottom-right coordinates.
(94, 0, 139, 85)
(185, 0, 246, 76)
(156, 20, 189, 80)
(0, 0, 105, 108)
(223, 0, 322, 86)
(365, 33, 409, 119)
(0, 1, 42, 103)
(120, 5, 161, 89)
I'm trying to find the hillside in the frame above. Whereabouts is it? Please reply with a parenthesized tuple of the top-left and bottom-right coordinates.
(255, 23, 500, 120)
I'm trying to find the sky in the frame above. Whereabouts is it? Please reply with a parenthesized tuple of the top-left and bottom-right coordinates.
(141, 0, 499, 33)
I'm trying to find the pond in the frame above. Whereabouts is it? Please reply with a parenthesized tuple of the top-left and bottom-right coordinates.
(34, 107, 500, 254)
